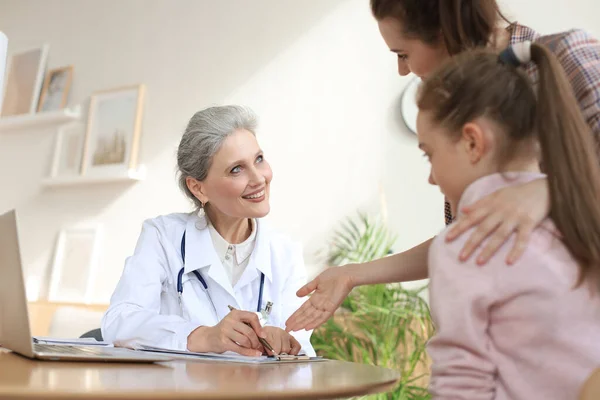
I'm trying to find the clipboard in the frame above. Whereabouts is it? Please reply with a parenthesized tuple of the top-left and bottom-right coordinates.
(270, 353, 312, 362)
(134, 344, 324, 364)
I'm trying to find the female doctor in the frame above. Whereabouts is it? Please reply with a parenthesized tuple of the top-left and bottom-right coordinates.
(101, 105, 314, 357)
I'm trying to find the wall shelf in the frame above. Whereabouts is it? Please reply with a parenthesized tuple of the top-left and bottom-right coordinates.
(0, 107, 81, 133)
(41, 166, 146, 188)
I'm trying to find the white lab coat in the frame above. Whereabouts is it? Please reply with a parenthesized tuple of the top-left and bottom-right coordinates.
(101, 212, 315, 356)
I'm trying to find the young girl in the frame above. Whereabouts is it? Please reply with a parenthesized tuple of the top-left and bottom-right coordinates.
(420, 42, 600, 398)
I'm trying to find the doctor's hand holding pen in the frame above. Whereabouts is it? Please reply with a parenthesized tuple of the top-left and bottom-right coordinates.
(186, 309, 267, 357)
(225, 305, 302, 356)
(262, 326, 302, 356)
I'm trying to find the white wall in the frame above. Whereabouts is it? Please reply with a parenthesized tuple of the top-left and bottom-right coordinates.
(0, 0, 598, 303)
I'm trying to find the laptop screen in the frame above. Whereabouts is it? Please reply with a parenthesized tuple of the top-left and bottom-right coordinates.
(0, 210, 35, 358)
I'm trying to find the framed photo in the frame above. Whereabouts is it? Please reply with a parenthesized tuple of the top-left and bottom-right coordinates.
(49, 226, 101, 303)
(1, 44, 49, 117)
(37, 65, 74, 112)
(50, 122, 85, 178)
(80, 85, 145, 176)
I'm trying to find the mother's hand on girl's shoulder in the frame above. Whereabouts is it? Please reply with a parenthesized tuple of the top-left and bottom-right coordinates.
(445, 178, 550, 265)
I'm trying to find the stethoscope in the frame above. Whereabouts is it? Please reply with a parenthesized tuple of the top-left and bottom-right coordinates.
(177, 231, 265, 319)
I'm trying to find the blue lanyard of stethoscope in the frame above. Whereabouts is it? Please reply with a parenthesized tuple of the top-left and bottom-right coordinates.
(178, 231, 265, 317)
(178, 231, 218, 319)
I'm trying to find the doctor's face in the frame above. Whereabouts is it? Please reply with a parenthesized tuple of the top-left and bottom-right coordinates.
(201, 129, 273, 219)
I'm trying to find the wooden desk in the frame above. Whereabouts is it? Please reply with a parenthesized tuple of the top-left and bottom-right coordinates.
(0, 349, 399, 399)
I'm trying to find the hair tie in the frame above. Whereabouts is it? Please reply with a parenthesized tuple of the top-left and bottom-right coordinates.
(499, 41, 532, 67)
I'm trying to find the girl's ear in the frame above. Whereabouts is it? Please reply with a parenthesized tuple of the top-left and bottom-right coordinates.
(461, 121, 488, 164)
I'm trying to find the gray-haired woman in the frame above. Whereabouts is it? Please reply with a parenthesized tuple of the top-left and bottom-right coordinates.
(102, 105, 315, 357)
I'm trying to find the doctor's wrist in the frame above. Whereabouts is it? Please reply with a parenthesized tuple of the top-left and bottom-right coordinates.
(187, 325, 211, 352)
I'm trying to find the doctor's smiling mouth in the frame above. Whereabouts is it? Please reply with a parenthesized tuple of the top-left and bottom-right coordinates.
(242, 187, 267, 203)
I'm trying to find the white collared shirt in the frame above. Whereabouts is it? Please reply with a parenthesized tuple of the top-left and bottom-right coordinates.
(208, 219, 256, 287)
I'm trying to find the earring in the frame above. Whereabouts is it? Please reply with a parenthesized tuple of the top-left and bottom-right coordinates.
(198, 201, 205, 218)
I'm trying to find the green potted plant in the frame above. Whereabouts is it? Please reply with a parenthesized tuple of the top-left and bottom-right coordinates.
(311, 212, 434, 399)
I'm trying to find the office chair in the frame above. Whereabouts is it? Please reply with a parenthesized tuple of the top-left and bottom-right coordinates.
(80, 328, 103, 341)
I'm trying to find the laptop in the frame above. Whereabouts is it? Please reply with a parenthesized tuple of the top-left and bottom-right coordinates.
(0, 209, 171, 363)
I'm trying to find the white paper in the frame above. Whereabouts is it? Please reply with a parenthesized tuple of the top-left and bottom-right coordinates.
(135, 344, 321, 364)
(33, 336, 113, 347)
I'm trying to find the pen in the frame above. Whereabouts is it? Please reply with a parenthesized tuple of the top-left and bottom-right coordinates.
(227, 305, 276, 355)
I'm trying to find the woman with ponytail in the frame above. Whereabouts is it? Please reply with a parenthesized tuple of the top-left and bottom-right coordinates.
(419, 41, 600, 398)
(286, 0, 600, 335)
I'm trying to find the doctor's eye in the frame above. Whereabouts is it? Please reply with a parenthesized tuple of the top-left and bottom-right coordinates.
(255, 155, 264, 163)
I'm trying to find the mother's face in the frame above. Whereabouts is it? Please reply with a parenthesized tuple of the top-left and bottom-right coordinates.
(190, 129, 273, 219)
(377, 17, 449, 79)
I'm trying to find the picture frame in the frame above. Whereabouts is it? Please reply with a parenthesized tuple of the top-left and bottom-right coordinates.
(1, 44, 49, 117)
(0, 32, 8, 114)
(37, 65, 74, 112)
(48, 226, 101, 304)
(80, 85, 145, 176)
(49, 122, 85, 178)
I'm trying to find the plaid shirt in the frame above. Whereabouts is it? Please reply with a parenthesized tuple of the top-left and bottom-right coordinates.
(444, 24, 600, 225)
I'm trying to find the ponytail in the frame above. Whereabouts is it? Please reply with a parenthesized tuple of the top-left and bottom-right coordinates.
(530, 43, 600, 283)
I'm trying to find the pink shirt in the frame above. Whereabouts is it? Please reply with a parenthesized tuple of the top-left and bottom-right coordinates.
(428, 172, 600, 400)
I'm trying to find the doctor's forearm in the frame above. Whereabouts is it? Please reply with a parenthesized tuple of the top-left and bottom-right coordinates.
(348, 237, 432, 286)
